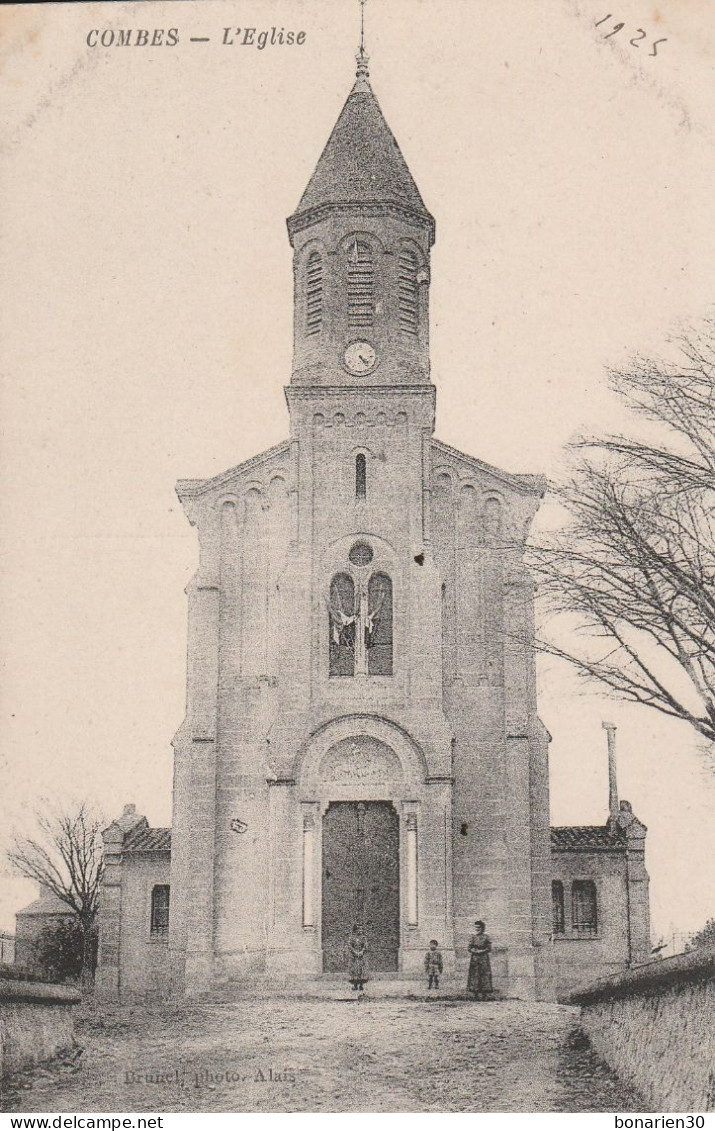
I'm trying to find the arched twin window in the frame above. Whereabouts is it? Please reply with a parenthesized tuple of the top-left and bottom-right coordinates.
(306, 250, 323, 335)
(329, 564, 393, 677)
(329, 573, 356, 677)
(347, 240, 374, 328)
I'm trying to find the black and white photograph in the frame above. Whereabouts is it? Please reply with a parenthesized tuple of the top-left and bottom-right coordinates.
(0, 0, 713, 1118)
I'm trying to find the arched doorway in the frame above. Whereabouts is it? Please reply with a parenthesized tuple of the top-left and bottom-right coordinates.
(322, 800, 400, 972)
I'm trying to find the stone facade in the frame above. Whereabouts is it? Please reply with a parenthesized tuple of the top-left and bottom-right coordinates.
(96, 53, 650, 1003)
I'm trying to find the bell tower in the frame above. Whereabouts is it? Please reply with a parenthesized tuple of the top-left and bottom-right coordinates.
(286, 49, 435, 391)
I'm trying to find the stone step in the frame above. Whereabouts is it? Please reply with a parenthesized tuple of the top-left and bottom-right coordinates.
(209, 972, 472, 1002)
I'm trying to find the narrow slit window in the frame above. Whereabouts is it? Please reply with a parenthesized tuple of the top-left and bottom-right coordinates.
(306, 251, 323, 335)
(366, 572, 393, 676)
(150, 884, 170, 937)
(552, 880, 565, 935)
(572, 880, 598, 935)
(355, 454, 366, 499)
(347, 240, 374, 328)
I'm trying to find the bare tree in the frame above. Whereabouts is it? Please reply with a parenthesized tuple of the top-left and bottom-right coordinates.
(7, 802, 104, 985)
(529, 321, 715, 746)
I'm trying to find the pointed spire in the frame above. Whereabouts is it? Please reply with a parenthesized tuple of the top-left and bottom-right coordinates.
(287, 5, 435, 246)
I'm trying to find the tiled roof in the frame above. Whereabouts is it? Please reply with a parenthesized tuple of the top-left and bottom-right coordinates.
(551, 825, 626, 851)
(123, 826, 172, 853)
(16, 888, 75, 918)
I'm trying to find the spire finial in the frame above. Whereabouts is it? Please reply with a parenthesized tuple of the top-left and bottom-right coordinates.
(355, 0, 370, 82)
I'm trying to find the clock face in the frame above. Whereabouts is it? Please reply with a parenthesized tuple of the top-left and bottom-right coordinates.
(343, 340, 377, 376)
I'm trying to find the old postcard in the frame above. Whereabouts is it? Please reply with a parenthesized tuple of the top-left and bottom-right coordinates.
(1, 0, 713, 1117)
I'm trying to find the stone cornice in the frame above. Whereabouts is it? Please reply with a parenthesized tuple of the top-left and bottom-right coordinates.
(286, 384, 436, 403)
(287, 201, 435, 247)
(176, 440, 291, 499)
(431, 438, 547, 497)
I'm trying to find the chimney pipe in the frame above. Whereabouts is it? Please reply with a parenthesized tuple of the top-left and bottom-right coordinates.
(602, 721, 619, 821)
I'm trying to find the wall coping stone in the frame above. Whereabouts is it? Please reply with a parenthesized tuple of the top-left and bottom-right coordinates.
(0, 978, 82, 1006)
(569, 946, 715, 1006)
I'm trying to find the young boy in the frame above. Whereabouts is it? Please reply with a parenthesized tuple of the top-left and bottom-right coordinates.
(424, 939, 443, 990)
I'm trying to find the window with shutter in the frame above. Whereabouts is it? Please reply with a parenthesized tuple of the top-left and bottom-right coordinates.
(572, 880, 598, 935)
(347, 240, 374, 328)
(306, 251, 323, 335)
(398, 248, 418, 334)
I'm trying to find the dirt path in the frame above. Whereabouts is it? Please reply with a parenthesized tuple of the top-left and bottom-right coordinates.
(2, 993, 649, 1113)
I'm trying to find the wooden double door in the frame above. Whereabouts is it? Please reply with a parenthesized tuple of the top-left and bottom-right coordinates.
(321, 801, 400, 972)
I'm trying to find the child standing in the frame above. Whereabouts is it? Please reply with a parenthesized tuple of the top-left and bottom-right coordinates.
(424, 939, 443, 990)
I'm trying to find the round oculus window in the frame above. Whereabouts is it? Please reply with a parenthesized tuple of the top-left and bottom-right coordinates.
(348, 541, 374, 567)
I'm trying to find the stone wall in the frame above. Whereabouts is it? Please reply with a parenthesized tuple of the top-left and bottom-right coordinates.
(572, 948, 715, 1111)
(0, 979, 81, 1077)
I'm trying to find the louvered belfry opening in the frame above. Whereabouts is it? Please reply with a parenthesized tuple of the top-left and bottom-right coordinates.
(306, 250, 323, 335)
(347, 239, 374, 328)
(398, 247, 418, 334)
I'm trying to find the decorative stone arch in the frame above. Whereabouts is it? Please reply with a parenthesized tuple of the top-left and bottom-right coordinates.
(396, 234, 428, 270)
(215, 492, 241, 510)
(336, 229, 388, 257)
(295, 713, 428, 800)
(295, 234, 329, 267)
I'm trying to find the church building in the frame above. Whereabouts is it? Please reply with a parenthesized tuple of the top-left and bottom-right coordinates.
(96, 44, 651, 1003)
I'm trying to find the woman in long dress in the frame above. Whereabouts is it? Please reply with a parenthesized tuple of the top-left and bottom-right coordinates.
(467, 920, 493, 1000)
(347, 923, 368, 994)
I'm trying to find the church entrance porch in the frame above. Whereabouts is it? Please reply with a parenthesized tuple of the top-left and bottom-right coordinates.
(321, 801, 400, 972)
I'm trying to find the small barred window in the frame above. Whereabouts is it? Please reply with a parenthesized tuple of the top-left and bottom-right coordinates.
(347, 240, 374, 328)
(398, 248, 418, 335)
(306, 251, 323, 335)
(572, 880, 598, 935)
(552, 881, 565, 935)
(150, 884, 170, 937)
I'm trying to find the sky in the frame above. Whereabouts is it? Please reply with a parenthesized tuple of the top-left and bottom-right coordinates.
(1, 0, 713, 943)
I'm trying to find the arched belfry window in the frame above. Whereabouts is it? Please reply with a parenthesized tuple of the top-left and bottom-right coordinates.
(355, 454, 366, 499)
(306, 250, 323, 335)
(347, 239, 374, 328)
(367, 573, 393, 675)
(398, 247, 419, 334)
(329, 573, 356, 677)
